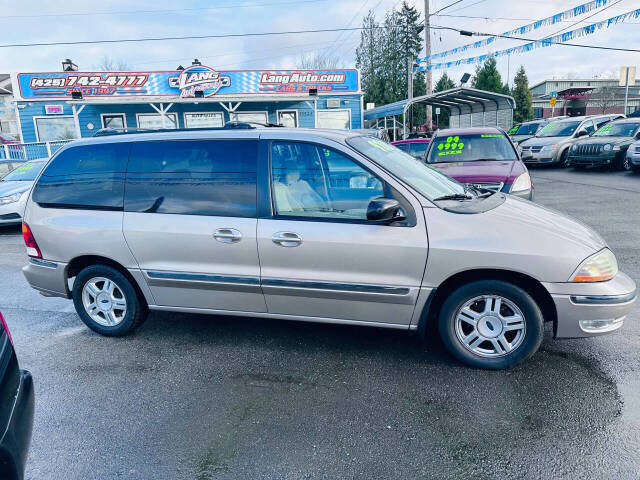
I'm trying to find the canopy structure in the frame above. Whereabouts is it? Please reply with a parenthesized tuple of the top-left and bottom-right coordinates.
(363, 87, 516, 139)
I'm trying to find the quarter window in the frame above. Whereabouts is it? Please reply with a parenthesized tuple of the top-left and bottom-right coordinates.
(125, 140, 258, 217)
(271, 141, 384, 220)
(32, 143, 129, 209)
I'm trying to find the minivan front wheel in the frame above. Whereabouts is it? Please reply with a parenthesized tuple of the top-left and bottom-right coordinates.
(72, 265, 147, 336)
(438, 281, 543, 369)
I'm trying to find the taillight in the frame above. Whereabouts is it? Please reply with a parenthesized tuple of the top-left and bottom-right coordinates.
(0, 312, 13, 347)
(22, 222, 42, 258)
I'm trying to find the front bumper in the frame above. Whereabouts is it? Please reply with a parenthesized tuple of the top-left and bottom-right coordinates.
(629, 152, 640, 166)
(543, 272, 637, 338)
(0, 370, 34, 480)
(22, 258, 70, 298)
(0, 205, 22, 225)
(569, 153, 617, 167)
(520, 149, 560, 165)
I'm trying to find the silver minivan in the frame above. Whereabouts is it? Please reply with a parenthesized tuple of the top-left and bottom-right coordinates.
(21, 127, 636, 369)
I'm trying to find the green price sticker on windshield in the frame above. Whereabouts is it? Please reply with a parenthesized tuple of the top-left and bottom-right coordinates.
(481, 134, 504, 138)
(599, 124, 612, 133)
(437, 136, 465, 156)
(15, 164, 34, 172)
(368, 139, 393, 152)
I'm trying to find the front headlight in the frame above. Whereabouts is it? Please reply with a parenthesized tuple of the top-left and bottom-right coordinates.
(0, 192, 23, 205)
(612, 145, 622, 151)
(603, 144, 612, 151)
(511, 172, 531, 193)
(541, 144, 559, 152)
(572, 144, 578, 151)
(570, 248, 618, 282)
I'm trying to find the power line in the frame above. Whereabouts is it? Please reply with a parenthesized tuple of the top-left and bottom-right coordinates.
(0, 0, 328, 19)
(430, 0, 467, 16)
(430, 24, 640, 53)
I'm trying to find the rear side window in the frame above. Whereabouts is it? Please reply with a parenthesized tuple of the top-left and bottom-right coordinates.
(32, 143, 128, 209)
(125, 139, 258, 217)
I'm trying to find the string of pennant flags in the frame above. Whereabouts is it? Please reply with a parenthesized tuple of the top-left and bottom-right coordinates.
(416, 0, 610, 63)
(414, 7, 640, 72)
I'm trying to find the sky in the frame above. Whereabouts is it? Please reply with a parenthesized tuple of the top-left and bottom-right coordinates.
(0, 0, 638, 88)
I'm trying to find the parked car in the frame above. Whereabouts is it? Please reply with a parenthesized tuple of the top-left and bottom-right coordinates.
(0, 160, 47, 226)
(391, 138, 430, 160)
(0, 160, 27, 179)
(518, 114, 624, 167)
(568, 119, 640, 170)
(508, 119, 550, 147)
(0, 312, 34, 480)
(424, 127, 533, 200)
(0, 133, 19, 145)
(20, 126, 636, 369)
(628, 139, 640, 173)
(351, 128, 390, 143)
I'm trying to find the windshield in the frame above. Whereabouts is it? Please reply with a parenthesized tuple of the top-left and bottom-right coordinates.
(426, 133, 517, 163)
(346, 136, 465, 200)
(514, 123, 542, 135)
(395, 142, 429, 158)
(536, 121, 581, 137)
(1, 161, 45, 181)
(593, 122, 640, 137)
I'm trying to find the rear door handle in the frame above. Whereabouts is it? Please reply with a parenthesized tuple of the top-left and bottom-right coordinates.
(214, 228, 242, 244)
(272, 231, 302, 247)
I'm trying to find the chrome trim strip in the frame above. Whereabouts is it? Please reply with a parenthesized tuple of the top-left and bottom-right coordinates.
(146, 270, 260, 286)
(261, 278, 411, 295)
(570, 292, 637, 305)
(28, 258, 58, 269)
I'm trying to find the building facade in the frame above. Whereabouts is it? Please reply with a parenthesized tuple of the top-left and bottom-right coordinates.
(530, 78, 640, 119)
(11, 66, 363, 143)
(0, 74, 20, 140)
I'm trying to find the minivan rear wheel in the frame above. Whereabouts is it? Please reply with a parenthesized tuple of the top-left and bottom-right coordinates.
(438, 280, 543, 369)
(72, 265, 147, 336)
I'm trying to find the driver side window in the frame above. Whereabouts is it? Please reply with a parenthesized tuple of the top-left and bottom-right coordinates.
(270, 141, 384, 220)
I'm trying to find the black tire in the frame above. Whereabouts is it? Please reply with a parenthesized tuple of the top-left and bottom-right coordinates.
(559, 149, 571, 168)
(438, 280, 544, 370)
(72, 264, 148, 336)
(616, 155, 632, 172)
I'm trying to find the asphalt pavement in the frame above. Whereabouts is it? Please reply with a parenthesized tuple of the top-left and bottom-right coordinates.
(1, 167, 639, 480)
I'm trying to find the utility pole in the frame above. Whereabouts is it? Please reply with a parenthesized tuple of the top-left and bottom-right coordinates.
(424, 0, 432, 131)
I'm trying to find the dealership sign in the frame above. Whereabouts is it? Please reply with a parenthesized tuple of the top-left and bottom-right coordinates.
(14, 67, 359, 100)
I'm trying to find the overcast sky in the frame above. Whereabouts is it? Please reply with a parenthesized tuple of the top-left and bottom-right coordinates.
(0, 0, 638, 87)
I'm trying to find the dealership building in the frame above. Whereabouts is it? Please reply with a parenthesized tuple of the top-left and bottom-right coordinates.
(10, 65, 363, 144)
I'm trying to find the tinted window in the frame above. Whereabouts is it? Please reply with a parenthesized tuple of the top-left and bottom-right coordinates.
(125, 140, 257, 217)
(593, 122, 640, 137)
(271, 141, 383, 220)
(582, 120, 595, 134)
(514, 123, 541, 135)
(427, 133, 517, 163)
(32, 143, 128, 209)
(537, 121, 581, 137)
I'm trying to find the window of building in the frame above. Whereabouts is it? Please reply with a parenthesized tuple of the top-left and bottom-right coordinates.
(136, 113, 178, 129)
(101, 114, 127, 130)
(184, 112, 224, 128)
(316, 109, 351, 129)
(125, 140, 258, 217)
(277, 110, 298, 127)
(271, 141, 384, 220)
(34, 116, 77, 142)
(32, 143, 129, 209)
(230, 112, 268, 124)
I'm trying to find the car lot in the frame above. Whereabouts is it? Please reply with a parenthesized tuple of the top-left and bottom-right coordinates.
(0, 168, 639, 479)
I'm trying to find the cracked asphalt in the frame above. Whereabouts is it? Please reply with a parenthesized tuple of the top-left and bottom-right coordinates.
(0, 167, 638, 479)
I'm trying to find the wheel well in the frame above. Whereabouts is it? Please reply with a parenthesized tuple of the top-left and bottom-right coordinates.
(66, 255, 147, 306)
(420, 269, 557, 337)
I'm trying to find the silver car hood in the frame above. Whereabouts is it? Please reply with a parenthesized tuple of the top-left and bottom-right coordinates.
(0, 181, 31, 197)
(519, 136, 568, 146)
(423, 195, 607, 284)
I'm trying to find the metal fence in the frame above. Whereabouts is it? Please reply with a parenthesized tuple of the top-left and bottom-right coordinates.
(0, 140, 72, 161)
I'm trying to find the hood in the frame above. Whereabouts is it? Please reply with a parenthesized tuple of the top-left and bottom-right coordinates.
(574, 136, 634, 147)
(0, 181, 31, 197)
(430, 160, 524, 184)
(510, 134, 534, 143)
(519, 136, 570, 147)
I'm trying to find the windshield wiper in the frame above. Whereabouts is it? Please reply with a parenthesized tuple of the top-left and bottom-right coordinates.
(432, 193, 474, 201)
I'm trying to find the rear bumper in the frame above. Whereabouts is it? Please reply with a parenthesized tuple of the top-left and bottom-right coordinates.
(543, 272, 637, 338)
(22, 258, 69, 299)
(0, 370, 34, 480)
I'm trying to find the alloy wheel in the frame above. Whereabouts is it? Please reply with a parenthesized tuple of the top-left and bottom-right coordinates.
(82, 276, 128, 327)
(454, 295, 526, 358)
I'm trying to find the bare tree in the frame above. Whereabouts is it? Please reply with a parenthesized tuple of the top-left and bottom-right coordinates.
(299, 50, 344, 69)
(95, 55, 133, 71)
(589, 86, 623, 114)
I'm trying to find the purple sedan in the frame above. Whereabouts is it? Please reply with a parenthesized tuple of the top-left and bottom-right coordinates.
(424, 127, 533, 200)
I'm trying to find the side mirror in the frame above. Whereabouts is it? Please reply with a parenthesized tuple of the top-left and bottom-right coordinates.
(366, 197, 405, 223)
(577, 130, 588, 137)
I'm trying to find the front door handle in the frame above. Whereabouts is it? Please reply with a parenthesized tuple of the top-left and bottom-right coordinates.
(272, 231, 302, 247)
(214, 228, 242, 244)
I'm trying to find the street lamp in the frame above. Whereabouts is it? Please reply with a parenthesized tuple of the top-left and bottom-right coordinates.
(62, 59, 78, 72)
(192, 59, 202, 66)
(460, 73, 471, 87)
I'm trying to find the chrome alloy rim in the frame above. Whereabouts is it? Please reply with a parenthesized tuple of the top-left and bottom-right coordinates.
(82, 277, 127, 327)
(454, 295, 526, 358)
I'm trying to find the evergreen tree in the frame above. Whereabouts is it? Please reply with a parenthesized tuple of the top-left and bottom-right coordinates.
(472, 57, 509, 94)
(433, 72, 455, 127)
(512, 66, 533, 123)
(355, 11, 384, 108)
